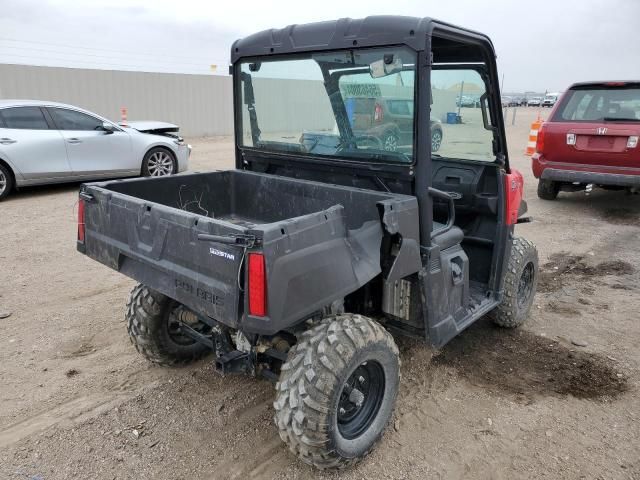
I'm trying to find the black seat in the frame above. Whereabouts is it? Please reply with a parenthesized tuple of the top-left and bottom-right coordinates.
(432, 222, 464, 250)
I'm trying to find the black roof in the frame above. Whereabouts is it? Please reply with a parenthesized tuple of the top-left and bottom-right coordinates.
(230, 16, 493, 63)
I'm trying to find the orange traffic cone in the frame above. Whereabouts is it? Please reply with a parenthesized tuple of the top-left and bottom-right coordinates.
(525, 116, 543, 156)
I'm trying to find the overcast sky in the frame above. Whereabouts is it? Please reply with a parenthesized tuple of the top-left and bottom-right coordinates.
(1, 0, 638, 93)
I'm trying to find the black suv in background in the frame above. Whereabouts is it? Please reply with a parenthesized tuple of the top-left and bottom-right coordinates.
(349, 96, 444, 152)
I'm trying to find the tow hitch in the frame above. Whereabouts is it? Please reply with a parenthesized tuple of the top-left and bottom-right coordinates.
(176, 311, 286, 381)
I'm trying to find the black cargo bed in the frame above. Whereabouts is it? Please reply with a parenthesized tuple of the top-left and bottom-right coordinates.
(80, 170, 420, 334)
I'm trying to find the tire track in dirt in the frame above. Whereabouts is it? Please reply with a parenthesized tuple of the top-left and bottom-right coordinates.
(538, 253, 635, 294)
(433, 321, 629, 402)
(0, 390, 146, 448)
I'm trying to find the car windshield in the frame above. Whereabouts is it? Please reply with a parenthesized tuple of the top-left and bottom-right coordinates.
(554, 85, 640, 122)
(238, 46, 417, 164)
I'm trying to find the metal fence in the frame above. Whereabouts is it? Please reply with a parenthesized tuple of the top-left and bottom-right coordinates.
(0, 64, 460, 137)
(0, 64, 234, 136)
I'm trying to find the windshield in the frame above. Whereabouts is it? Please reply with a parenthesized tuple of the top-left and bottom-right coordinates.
(553, 85, 640, 122)
(238, 46, 417, 163)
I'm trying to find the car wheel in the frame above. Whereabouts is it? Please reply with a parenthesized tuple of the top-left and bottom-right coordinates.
(142, 148, 176, 177)
(0, 163, 14, 201)
(537, 179, 560, 200)
(431, 129, 443, 152)
(382, 132, 399, 152)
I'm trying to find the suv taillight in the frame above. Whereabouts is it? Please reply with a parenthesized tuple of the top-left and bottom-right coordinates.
(535, 123, 546, 154)
(248, 253, 267, 317)
(374, 103, 383, 123)
(77, 198, 86, 243)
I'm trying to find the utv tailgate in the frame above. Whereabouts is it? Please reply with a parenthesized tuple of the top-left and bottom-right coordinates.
(80, 187, 248, 327)
(78, 171, 420, 333)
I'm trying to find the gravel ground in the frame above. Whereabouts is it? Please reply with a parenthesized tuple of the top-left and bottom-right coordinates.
(0, 108, 639, 479)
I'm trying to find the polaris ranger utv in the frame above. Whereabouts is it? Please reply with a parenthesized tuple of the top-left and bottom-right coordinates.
(77, 16, 538, 469)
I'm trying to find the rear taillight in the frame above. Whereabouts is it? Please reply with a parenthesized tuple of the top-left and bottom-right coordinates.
(504, 169, 524, 226)
(248, 253, 267, 317)
(374, 103, 383, 123)
(535, 123, 546, 154)
(77, 198, 86, 243)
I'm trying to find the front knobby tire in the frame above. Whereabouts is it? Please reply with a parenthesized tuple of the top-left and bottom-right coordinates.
(491, 237, 539, 328)
(274, 314, 400, 470)
(126, 284, 209, 366)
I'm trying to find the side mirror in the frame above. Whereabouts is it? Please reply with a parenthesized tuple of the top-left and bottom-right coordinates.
(102, 121, 117, 134)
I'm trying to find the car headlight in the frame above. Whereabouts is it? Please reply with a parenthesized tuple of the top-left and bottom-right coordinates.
(173, 136, 185, 146)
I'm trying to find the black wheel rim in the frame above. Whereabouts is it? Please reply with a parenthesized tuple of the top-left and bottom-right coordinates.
(517, 262, 535, 310)
(337, 360, 385, 440)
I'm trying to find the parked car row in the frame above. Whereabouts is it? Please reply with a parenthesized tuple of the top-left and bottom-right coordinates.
(456, 95, 481, 108)
(0, 100, 190, 201)
(532, 81, 640, 199)
(459, 95, 553, 108)
(502, 96, 526, 107)
(501, 96, 561, 107)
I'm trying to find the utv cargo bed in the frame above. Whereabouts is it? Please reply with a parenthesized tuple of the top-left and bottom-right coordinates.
(79, 170, 420, 334)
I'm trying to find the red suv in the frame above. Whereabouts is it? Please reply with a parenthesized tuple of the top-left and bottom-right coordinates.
(532, 81, 640, 199)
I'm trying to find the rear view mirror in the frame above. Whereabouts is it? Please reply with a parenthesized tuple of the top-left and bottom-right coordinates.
(102, 121, 117, 134)
(370, 55, 403, 79)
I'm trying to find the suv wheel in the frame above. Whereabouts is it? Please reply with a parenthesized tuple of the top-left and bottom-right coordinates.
(537, 179, 560, 200)
(431, 129, 443, 152)
(0, 163, 14, 201)
(382, 132, 399, 152)
(490, 237, 538, 328)
(142, 148, 176, 177)
(274, 314, 400, 469)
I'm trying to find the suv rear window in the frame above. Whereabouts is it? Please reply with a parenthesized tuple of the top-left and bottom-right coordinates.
(553, 85, 640, 122)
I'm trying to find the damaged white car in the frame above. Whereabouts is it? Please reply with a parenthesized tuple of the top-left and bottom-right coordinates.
(0, 100, 190, 200)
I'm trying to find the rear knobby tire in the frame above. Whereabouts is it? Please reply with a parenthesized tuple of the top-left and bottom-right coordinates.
(537, 179, 560, 200)
(274, 314, 400, 470)
(491, 237, 538, 328)
(126, 284, 208, 366)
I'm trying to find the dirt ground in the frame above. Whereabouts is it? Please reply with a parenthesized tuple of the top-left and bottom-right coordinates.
(1, 107, 639, 479)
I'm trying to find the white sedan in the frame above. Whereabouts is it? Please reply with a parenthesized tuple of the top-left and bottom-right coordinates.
(0, 100, 190, 200)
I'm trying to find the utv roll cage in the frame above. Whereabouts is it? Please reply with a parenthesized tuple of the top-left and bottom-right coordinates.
(230, 16, 509, 248)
